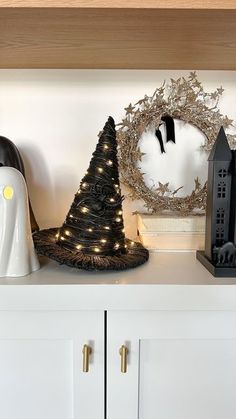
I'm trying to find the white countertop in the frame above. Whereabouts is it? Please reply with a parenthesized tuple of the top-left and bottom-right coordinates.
(0, 252, 235, 286)
(0, 252, 236, 311)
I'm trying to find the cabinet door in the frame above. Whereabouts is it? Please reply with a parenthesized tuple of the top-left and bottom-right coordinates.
(107, 310, 236, 419)
(0, 310, 104, 419)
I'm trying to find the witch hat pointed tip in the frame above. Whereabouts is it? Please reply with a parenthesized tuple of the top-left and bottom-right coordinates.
(108, 116, 115, 125)
(100, 117, 116, 139)
(105, 116, 115, 131)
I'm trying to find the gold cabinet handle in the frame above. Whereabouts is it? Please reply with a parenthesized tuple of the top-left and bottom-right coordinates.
(119, 345, 129, 373)
(82, 344, 92, 373)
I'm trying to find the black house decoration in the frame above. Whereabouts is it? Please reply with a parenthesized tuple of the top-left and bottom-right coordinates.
(197, 126, 236, 277)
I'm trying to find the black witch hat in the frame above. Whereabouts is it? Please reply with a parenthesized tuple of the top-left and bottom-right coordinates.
(0, 136, 39, 233)
(34, 117, 149, 271)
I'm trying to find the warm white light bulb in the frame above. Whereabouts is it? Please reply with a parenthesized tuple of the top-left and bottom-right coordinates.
(60, 236, 65, 241)
(65, 230, 71, 236)
(115, 217, 121, 222)
(98, 167, 103, 173)
(117, 210, 122, 215)
(101, 239, 107, 243)
(107, 160, 113, 166)
(122, 228, 125, 233)
(88, 228, 93, 232)
(82, 182, 87, 188)
(94, 247, 100, 253)
(104, 144, 109, 150)
(110, 198, 115, 203)
(76, 244, 82, 250)
(69, 214, 74, 218)
(130, 241, 134, 246)
(114, 243, 120, 249)
(104, 226, 110, 230)
(81, 207, 89, 213)
(55, 233, 59, 238)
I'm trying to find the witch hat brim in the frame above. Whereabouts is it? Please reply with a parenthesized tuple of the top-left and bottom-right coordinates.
(33, 228, 149, 271)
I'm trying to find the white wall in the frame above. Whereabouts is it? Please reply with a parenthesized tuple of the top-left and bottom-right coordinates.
(0, 70, 236, 238)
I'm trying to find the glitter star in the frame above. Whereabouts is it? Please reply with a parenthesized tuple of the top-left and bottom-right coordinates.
(125, 103, 135, 114)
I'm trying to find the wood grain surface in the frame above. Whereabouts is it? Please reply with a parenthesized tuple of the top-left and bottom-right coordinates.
(0, 0, 236, 9)
(1, 8, 236, 69)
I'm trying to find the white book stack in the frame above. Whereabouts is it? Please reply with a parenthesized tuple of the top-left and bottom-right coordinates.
(137, 213, 206, 252)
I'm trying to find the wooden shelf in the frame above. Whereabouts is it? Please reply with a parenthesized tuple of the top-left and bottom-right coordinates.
(1, 1, 236, 9)
(1, 2, 236, 69)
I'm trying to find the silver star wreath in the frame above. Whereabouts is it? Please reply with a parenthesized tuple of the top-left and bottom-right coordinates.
(117, 72, 236, 215)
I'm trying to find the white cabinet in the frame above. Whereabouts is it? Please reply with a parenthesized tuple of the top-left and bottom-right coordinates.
(0, 310, 104, 419)
(107, 310, 236, 419)
(1, 253, 236, 419)
(2, 306, 236, 419)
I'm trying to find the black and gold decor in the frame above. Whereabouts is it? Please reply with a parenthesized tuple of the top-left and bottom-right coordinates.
(197, 127, 236, 277)
(117, 72, 236, 215)
(34, 116, 149, 271)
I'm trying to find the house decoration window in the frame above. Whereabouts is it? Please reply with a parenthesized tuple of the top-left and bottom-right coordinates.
(218, 168, 227, 178)
(216, 208, 225, 224)
(216, 226, 225, 244)
(217, 181, 226, 198)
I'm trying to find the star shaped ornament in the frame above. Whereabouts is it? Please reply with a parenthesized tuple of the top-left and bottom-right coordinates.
(125, 103, 135, 114)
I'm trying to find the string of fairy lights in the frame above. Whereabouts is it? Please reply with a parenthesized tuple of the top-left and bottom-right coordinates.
(56, 117, 134, 256)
